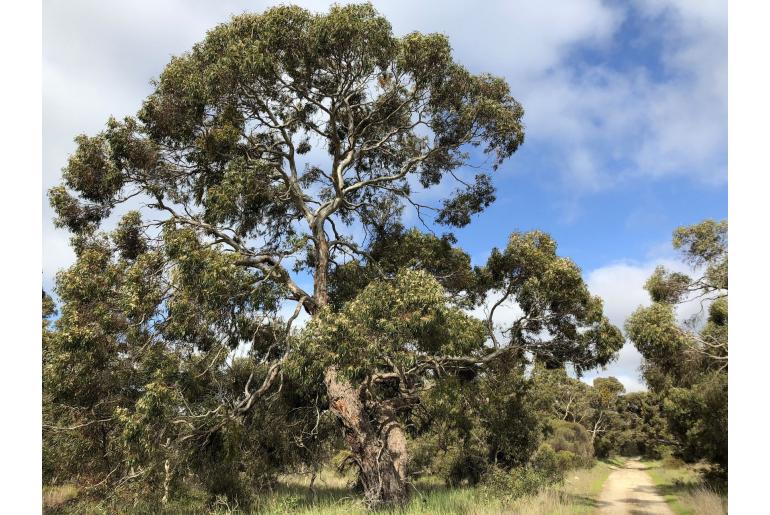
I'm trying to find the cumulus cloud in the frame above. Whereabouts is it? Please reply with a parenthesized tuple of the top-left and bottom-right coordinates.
(580, 252, 710, 391)
(467, 242, 713, 393)
(42, 1, 725, 299)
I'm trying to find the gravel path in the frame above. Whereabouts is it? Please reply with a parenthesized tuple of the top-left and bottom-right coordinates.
(597, 458, 673, 515)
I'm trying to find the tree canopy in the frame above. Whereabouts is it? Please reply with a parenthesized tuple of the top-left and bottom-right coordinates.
(626, 219, 727, 472)
(44, 3, 629, 508)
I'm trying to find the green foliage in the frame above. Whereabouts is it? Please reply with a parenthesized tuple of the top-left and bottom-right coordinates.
(528, 365, 591, 423)
(526, 365, 671, 462)
(663, 372, 727, 468)
(626, 303, 688, 383)
(645, 266, 692, 304)
(298, 269, 486, 379)
(42, 228, 332, 503)
(437, 174, 496, 227)
(626, 219, 727, 472)
(408, 367, 540, 486)
(62, 134, 124, 204)
(329, 226, 478, 309)
(481, 453, 564, 504)
(673, 219, 728, 270)
(43, 3, 627, 507)
(543, 420, 594, 467)
(112, 211, 147, 260)
(612, 392, 673, 459)
(530, 443, 567, 483)
(479, 231, 624, 373)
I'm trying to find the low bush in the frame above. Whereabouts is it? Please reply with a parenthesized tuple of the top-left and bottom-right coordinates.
(543, 420, 594, 468)
(555, 450, 581, 471)
(662, 455, 686, 469)
(481, 444, 567, 505)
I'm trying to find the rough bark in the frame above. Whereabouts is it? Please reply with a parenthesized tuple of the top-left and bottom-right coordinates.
(313, 224, 330, 309)
(379, 405, 408, 485)
(324, 367, 409, 507)
(313, 219, 408, 506)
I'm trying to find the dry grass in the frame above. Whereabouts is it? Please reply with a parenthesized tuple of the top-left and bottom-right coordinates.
(477, 459, 618, 515)
(501, 489, 583, 515)
(676, 487, 727, 515)
(44, 460, 620, 514)
(237, 461, 618, 514)
(643, 460, 727, 515)
(43, 483, 79, 510)
(563, 457, 622, 498)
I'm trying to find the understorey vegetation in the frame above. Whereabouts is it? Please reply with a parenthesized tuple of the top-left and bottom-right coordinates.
(42, 4, 727, 512)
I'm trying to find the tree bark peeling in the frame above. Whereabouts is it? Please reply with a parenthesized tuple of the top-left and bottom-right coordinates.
(324, 367, 408, 507)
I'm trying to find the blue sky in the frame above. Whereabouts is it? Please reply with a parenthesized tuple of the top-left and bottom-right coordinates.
(42, 0, 727, 391)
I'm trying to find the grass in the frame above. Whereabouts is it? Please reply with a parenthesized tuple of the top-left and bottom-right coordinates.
(540, 457, 622, 514)
(642, 459, 727, 515)
(480, 460, 619, 515)
(44, 459, 620, 514)
(43, 484, 79, 510)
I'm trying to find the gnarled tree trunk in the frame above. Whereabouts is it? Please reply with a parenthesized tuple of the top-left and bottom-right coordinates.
(313, 222, 409, 506)
(324, 367, 409, 507)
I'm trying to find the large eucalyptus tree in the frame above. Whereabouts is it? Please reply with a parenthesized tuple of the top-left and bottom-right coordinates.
(48, 4, 622, 506)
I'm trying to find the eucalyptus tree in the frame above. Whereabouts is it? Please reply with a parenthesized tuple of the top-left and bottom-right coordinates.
(48, 4, 622, 506)
(585, 377, 624, 446)
(529, 364, 592, 424)
(613, 391, 674, 458)
(626, 219, 727, 471)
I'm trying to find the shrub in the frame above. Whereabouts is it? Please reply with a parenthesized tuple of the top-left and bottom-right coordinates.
(530, 444, 566, 483)
(482, 465, 561, 503)
(543, 420, 594, 468)
(662, 455, 686, 469)
(446, 452, 489, 486)
(422, 442, 489, 486)
(556, 450, 581, 471)
(408, 422, 494, 487)
(653, 444, 676, 460)
(481, 445, 566, 504)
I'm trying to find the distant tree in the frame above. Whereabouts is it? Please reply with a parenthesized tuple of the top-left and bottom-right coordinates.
(626, 219, 727, 471)
(529, 364, 592, 424)
(46, 4, 622, 506)
(586, 377, 624, 448)
(613, 391, 674, 458)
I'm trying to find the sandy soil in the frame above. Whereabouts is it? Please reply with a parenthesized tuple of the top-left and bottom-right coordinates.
(597, 458, 673, 515)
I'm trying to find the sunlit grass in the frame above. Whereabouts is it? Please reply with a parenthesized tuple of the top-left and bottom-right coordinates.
(642, 459, 726, 515)
(43, 483, 79, 510)
(45, 460, 620, 514)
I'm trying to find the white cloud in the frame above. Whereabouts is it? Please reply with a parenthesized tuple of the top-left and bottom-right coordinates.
(469, 252, 693, 393)
(582, 251, 713, 391)
(501, 0, 725, 193)
(41, 229, 73, 292)
(41, 1, 725, 292)
(376, 0, 621, 78)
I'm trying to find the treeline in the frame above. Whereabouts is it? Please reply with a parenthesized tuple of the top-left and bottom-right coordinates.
(41, 226, 623, 507)
(42, 219, 726, 509)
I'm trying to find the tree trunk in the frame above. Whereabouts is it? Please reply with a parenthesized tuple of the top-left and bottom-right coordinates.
(161, 457, 172, 505)
(591, 412, 603, 445)
(324, 367, 409, 507)
(313, 221, 408, 506)
(313, 224, 330, 308)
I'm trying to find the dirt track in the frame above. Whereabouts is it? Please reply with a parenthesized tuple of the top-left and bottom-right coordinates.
(597, 458, 673, 514)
